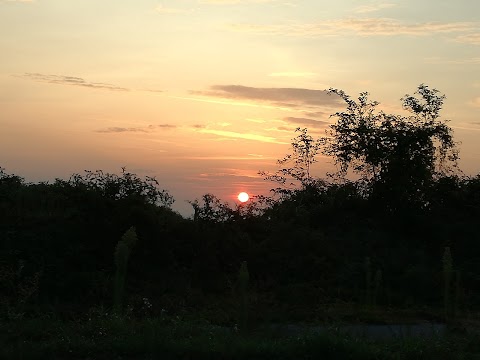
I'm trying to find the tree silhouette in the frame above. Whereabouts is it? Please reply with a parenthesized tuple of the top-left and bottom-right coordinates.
(326, 85, 458, 181)
(64, 167, 174, 207)
(324, 84, 459, 209)
(189, 193, 234, 223)
(260, 127, 325, 196)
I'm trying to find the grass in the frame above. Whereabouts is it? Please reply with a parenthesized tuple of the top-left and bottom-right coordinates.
(2, 314, 480, 360)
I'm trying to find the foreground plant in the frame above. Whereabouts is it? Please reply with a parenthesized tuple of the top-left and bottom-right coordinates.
(113, 227, 137, 314)
(238, 261, 249, 333)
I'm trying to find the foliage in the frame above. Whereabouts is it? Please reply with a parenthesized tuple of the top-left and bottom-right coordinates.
(441, 247, 463, 321)
(238, 261, 250, 332)
(114, 227, 138, 314)
(324, 85, 459, 211)
(325, 85, 458, 182)
(0, 260, 41, 320)
(0, 167, 179, 314)
(65, 167, 174, 207)
(0, 167, 24, 187)
(189, 193, 235, 223)
(260, 127, 325, 196)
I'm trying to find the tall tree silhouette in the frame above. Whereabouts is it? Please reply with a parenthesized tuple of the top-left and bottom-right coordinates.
(324, 84, 459, 209)
(260, 127, 324, 197)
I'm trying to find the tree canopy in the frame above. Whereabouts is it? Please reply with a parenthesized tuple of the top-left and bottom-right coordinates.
(262, 84, 460, 210)
(325, 84, 459, 185)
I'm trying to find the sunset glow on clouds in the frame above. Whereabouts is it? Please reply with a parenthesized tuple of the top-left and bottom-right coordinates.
(1, 0, 480, 215)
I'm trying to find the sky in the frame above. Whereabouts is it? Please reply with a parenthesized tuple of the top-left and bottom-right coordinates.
(1, 0, 480, 216)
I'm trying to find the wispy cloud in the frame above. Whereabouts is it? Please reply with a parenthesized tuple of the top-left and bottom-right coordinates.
(197, 169, 263, 179)
(96, 124, 176, 133)
(354, 2, 397, 14)
(17, 72, 164, 92)
(424, 57, 480, 65)
(283, 117, 329, 128)
(268, 72, 316, 77)
(184, 155, 274, 160)
(1, 0, 35, 3)
(171, 94, 295, 111)
(455, 33, 480, 45)
(197, 128, 286, 144)
(304, 111, 328, 118)
(19, 73, 129, 91)
(273, 126, 293, 132)
(143, 89, 164, 93)
(245, 118, 267, 123)
(229, 18, 476, 37)
(194, 85, 341, 108)
(269, 124, 326, 135)
(451, 123, 480, 132)
(97, 127, 149, 134)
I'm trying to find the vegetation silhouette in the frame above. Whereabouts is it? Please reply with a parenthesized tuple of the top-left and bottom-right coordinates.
(1, 84, 480, 358)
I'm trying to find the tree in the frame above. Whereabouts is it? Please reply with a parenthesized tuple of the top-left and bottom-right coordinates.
(324, 84, 459, 208)
(260, 127, 325, 196)
(63, 167, 174, 208)
(0, 167, 25, 215)
(189, 193, 234, 223)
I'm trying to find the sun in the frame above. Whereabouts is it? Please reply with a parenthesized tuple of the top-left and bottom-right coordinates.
(237, 192, 249, 203)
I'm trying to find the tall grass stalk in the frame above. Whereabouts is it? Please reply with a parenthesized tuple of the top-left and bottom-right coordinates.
(442, 247, 453, 321)
(238, 261, 249, 333)
(364, 257, 372, 308)
(113, 227, 137, 314)
(454, 270, 461, 319)
(373, 269, 382, 308)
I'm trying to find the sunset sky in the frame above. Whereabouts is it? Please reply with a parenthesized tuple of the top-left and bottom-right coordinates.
(1, 0, 480, 216)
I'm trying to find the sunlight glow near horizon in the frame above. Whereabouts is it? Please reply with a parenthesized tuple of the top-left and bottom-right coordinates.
(1, 0, 480, 216)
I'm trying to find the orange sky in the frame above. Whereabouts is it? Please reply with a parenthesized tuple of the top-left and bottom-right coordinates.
(1, 0, 480, 216)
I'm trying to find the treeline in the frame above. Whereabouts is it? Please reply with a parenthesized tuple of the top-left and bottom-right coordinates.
(1, 167, 480, 321)
(1, 84, 480, 323)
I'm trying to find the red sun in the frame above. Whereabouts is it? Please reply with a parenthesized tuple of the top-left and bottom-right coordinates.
(237, 192, 249, 203)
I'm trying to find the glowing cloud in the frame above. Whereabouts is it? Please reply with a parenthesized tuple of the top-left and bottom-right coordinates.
(198, 129, 286, 144)
(456, 33, 480, 45)
(283, 117, 329, 128)
(354, 3, 397, 14)
(195, 85, 341, 108)
(269, 72, 317, 77)
(19, 73, 129, 91)
(96, 125, 176, 133)
(229, 18, 476, 37)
